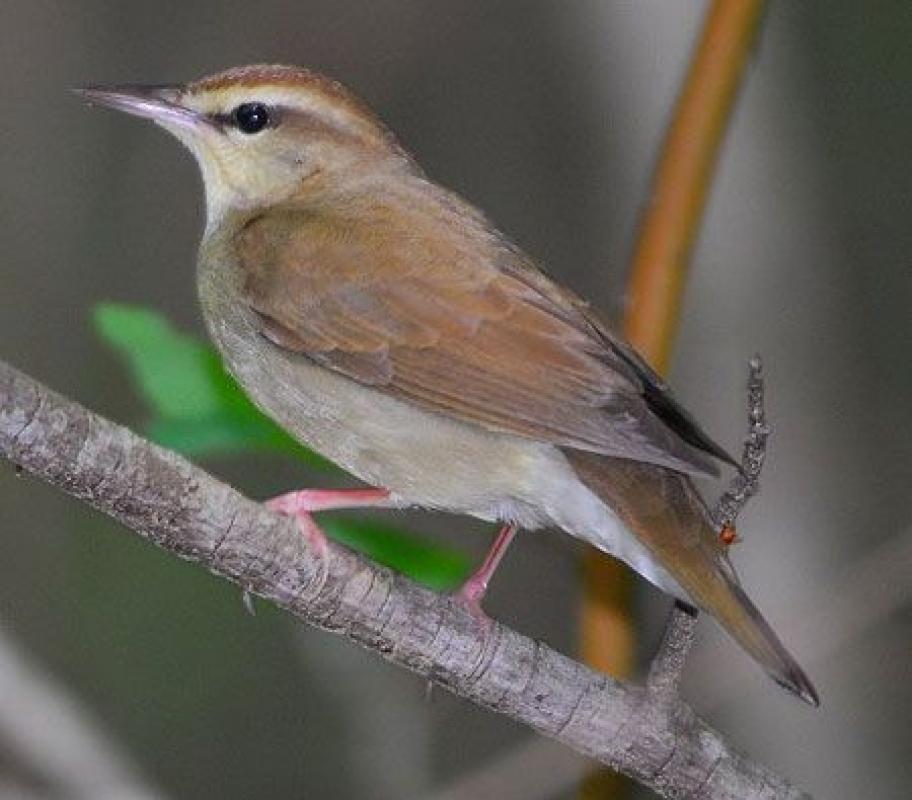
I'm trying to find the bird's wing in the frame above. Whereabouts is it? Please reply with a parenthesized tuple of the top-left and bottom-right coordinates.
(234, 202, 734, 476)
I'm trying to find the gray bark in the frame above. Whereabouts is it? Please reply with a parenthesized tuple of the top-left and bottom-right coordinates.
(0, 359, 809, 799)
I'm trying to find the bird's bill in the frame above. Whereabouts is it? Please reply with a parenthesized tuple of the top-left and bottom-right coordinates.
(75, 84, 204, 131)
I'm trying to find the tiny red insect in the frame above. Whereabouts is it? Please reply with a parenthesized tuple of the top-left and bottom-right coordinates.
(719, 524, 738, 546)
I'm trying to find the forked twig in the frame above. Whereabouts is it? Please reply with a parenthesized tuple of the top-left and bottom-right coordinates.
(648, 356, 770, 701)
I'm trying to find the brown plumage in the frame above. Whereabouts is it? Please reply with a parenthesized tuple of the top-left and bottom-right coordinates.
(235, 194, 730, 476)
(80, 64, 819, 705)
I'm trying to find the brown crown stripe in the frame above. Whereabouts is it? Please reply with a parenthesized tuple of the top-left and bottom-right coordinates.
(187, 64, 375, 121)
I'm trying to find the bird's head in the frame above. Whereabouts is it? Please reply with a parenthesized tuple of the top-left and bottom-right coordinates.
(78, 65, 408, 228)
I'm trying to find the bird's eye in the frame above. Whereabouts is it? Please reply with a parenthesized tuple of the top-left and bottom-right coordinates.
(232, 102, 271, 134)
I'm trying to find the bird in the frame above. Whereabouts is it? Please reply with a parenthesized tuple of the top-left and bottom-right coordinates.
(78, 64, 818, 705)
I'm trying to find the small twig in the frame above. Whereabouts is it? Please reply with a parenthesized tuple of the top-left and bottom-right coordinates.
(646, 602, 699, 705)
(713, 355, 770, 532)
(647, 356, 770, 704)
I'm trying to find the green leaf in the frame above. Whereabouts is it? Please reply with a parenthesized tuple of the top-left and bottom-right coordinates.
(94, 303, 222, 419)
(322, 517, 470, 591)
(92, 303, 331, 467)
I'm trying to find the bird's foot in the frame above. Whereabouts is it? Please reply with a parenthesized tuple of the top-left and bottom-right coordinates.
(266, 499, 330, 558)
(450, 523, 518, 625)
(266, 486, 393, 556)
(265, 488, 398, 604)
(451, 575, 493, 626)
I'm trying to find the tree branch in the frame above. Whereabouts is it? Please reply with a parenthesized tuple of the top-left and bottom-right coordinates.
(0, 359, 809, 799)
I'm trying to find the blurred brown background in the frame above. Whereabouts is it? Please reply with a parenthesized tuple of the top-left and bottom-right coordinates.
(1, 1, 911, 798)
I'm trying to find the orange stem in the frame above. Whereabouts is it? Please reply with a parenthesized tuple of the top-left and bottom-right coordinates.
(580, 1, 766, 792)
(624, 0, 766, 370)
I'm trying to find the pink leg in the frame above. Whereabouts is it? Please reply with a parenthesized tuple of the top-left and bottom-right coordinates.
(266, 487, 393, 556)
(268, 487, 392, 515)
(454, 524, 519, 616)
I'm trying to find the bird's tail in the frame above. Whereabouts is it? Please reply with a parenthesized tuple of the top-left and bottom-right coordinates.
(565, 450, 819, 706)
